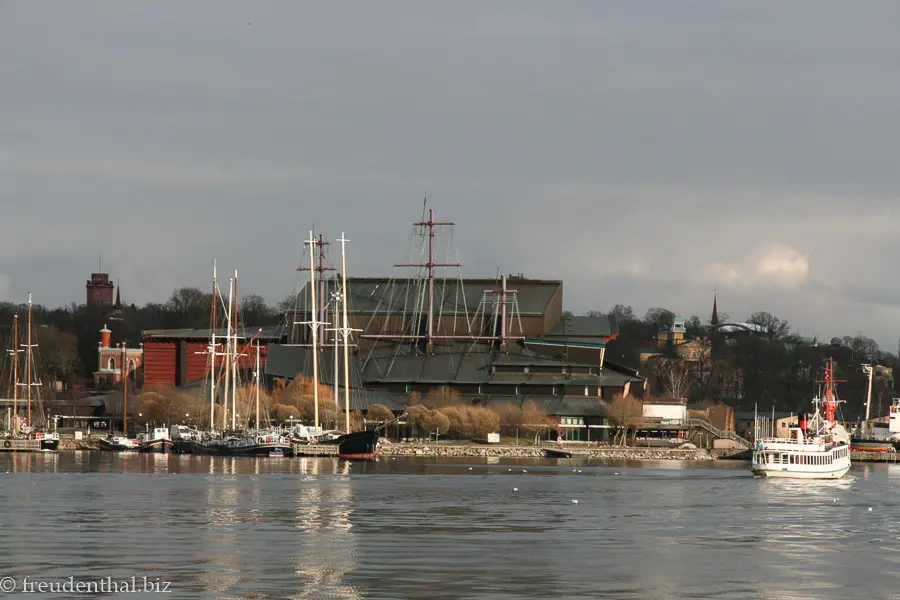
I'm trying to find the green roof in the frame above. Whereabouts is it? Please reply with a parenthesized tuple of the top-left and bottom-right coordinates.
(291, 277, 561, 317)
(547, 315, 618, 337)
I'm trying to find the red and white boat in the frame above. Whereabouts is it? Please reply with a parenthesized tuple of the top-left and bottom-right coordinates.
(751, 358, 851, 479)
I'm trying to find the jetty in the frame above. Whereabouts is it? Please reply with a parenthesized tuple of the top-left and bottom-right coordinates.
(0, 439, 43, 452)
(293, 444, 339, 457)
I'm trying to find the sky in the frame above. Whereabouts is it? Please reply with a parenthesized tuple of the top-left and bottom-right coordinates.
(2, 1, 900, 350)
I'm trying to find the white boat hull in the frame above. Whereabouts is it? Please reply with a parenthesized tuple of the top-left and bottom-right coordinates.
(752, 464, 850, 479)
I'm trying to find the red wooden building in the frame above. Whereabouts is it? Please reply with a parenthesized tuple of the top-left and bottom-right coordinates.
(140, 327, 288, 388)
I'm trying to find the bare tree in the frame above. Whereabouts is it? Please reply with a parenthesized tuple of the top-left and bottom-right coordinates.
(654, 358, 691, 400)
(644, 308, 674, 327)
(606, 393, 643, 446)
(747, 311, 790, 339)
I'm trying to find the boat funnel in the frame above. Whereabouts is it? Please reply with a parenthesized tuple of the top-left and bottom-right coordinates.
(798, 412, 808, 434)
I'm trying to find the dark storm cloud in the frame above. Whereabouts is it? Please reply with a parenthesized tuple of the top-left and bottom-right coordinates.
(2, 1, 900, 349)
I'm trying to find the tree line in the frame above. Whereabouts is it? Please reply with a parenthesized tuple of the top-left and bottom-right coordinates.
(597, 304, 894, 420)
(0, 287, 291, 385)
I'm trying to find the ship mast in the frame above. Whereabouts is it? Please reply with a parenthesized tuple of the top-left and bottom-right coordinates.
(296, 231, 328, 430)
(338, 233, 357, 433)
(817, 357, 845, 425)
(21, 293, 41, 427)
(10, 315, 21, 431)
(231, 270, 239, 430)
(121, 341, 128, 436)
(7, 314, 20, 433)
(210, 260, 218, 430)
(223, 276, 234, 430)
(364, 207, 525, 345)
(309, 234, 320, 429)
(392, 208, 460, 349)
(254, 340, 261, 432)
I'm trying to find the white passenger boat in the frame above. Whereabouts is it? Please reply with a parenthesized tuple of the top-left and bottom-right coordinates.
(751, 358, 851, 479)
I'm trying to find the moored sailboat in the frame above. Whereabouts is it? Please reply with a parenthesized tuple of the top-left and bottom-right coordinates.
(4, 295, 60, 451)
(332, 232, 378, 460)
(751, 358, 851, 479)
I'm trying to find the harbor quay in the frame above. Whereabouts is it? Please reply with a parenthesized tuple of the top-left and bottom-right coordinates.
(23, 437, 898, 463)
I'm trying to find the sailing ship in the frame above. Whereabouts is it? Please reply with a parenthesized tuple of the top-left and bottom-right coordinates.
(751, 358, 851, 479)
(332, 232, 377, 459)
(4, 294, 60, 451)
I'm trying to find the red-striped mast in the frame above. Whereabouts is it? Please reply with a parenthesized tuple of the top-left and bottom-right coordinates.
(817, 357, 845, 424)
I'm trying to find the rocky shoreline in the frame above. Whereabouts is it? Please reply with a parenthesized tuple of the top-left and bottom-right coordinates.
(56, 439, 749, 461)
(378, 444, 716, 461)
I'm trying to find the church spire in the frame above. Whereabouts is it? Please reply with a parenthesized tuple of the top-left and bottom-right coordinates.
(710, 290, 719, 326)
(114, 280, 123, 312)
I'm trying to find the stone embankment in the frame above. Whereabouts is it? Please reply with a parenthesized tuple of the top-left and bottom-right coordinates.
(379, 444, 712, 461)
(60, 439, 100, 451)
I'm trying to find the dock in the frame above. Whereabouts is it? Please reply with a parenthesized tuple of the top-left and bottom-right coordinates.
(293, 444, 339, 457)
(851, 451, 900, 463)
(0, 439, 43, 452)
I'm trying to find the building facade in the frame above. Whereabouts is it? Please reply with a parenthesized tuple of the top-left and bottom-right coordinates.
(86, 273, 115, 307)
(140, 327, 288, 388)
(94, 324, 144, 389)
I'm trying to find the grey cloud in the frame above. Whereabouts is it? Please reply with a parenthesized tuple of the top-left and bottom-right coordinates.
(2, 1, 900, 350)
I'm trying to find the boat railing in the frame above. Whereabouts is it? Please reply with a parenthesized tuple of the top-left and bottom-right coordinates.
(755, 435, 828, 447)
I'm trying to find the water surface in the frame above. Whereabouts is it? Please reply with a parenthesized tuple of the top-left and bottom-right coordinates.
(0, 452, 897, 599)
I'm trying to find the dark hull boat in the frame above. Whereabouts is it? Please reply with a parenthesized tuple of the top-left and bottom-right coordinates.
(39, 438, 60, 451)
(98, 437, 139, 452)
(139, 439, 176, 453)
(172, 440, 194, 454)
(337, 429, 379, 460)
(230, 442, 293, 457)
(850, 437, 896, 453)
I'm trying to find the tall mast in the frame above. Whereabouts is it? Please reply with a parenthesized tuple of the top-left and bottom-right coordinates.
(211, 259, 217, 430)
(296, 232, 334, 352)
(25, 293, 33, 426)
(333, 279, 339, 412)
(223, 276, 233, 430)
(231, 270, 238, 430)
(392, 208, 460, 347)
(121, 341, 127, 436)
(8, 314, 19, 432)
(318, 233, 327, 335)
(254, 341, 261, 432)
(308, 232, 320, 429)
(339, 233, 352, 433)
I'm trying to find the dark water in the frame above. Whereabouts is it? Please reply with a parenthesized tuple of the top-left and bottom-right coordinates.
(0, 452, 898, 599)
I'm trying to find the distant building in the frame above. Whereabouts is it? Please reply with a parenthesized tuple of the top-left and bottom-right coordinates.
(94, 324, 144, 389)
(86, 272, 115, 307)
(639, 315, 711, 364)
(140, 327, 287, 387)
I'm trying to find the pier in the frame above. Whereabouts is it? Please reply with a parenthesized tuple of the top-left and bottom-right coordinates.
(0, 439, 43, 452)
(292, 444, 339, 457)
(851, 451, 900, 463)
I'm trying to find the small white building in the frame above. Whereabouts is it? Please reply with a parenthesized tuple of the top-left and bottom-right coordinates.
(643, 398, 687, 422)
